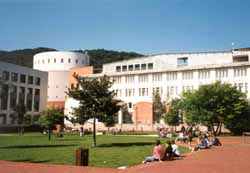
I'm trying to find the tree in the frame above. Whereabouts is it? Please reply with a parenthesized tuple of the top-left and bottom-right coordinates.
(38, 109, 64, 140)
(164, 98, 181, 131)
(66, 75, 121, 147)
(224, 100, 250, 135)
(153, 93, 165, 123)
(181, 81, 249, 136)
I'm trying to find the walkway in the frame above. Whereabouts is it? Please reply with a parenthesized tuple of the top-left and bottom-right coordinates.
(0, 137, 250, 173)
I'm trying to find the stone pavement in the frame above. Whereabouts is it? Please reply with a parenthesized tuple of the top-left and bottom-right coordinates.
(0, 137, 250, 173)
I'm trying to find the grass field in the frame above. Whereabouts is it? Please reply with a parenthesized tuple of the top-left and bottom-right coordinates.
(0, 133, 190, 168)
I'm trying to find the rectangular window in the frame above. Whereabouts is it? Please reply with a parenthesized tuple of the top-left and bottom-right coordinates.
(113, 76, 122, 84)
(2, 71, 9, 81)
(61, 58, 64, 63)
(128, 102, 132, 109)
(139, 74, 148, 83)
(68, 58, 71, 63)
(122, 65, 127, 72)
(198, 70, 210, 79)
(54, 58, 56, 63)
(0, 84, 9, 110)
(11, 72, 18, 82)
(26, 88, 33, 111)
(148, 63, 153, 69)
(48, 59, 50, 63)
(125, 75, 135, 83)
(20, 74, 26, 83)
(166, 72, 177, 81)
(233, 55, 249, 62)
(18, 87, 25, 105)
(10, 85, 17, 110)
(152, 73, 162, 82)
(28, 76, 33, 84)
(116, 66, 121, 72)
(234, 67, 247, 77)
(34, 89, 40, 112)
(182, 71, 193, 80)
(128, 65, 133, 71)
(141, 64, 147, 70)
(216, 69, 228, 78)
(177, 57, 188, 66)
(35, 77, 40, 86)
(135, 64, 140, 70)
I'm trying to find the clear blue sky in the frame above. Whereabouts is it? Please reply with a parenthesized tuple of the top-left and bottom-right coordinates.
(0, 0, 250, 55)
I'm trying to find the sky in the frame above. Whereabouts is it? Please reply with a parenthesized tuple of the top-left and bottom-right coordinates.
(0, 0, 250, 55)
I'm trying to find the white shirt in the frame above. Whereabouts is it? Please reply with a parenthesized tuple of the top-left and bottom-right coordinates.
(172, 144, 180, 156)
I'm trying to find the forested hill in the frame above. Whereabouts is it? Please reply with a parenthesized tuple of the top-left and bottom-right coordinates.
(0, 48, 144, 68)
(0, 47, 57, 67)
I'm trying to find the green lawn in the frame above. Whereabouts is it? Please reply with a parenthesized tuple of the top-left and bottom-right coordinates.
(0, 133, 190, 168)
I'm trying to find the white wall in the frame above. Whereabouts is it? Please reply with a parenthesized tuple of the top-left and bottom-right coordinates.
(33, 51, 89, 71)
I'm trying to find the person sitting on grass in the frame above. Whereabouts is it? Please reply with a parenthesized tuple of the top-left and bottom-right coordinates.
(211, 137, 222, 146)
(171, 141, 180, 158)
(163, 141, 173, 161)
(193, 135, 209, 151)
(143, 140, 163, 164)
(175, 132, 188, 143)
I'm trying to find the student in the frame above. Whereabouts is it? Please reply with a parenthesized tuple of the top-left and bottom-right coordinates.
(211, 137, 222, 146)
(163, 141, 173, 161)
(143, 140, 163, 164)
(171, 141, 180, 158)
(193, 136, 208, 151)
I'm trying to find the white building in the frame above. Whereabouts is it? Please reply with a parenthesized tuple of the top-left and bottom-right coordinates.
(33, 51, 90, 109)
(70, 49, 250, 129)
(0, 61, 48, 126)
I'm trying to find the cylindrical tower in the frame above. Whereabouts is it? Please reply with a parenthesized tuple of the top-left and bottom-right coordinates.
(33, 51, 90, 109)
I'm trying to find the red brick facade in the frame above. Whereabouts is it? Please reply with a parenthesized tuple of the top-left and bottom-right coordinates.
(133, 102, 153, 130)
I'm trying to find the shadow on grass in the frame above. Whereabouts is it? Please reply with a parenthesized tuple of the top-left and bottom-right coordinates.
(10, 158, 51, 163)
(0, 144, 77, 149)
(98, 142, 155, 147)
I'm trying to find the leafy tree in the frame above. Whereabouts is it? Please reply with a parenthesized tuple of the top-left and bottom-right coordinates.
(153, 93, 165, 123)
(164, 98, 181, 130)
(66, 75, 121, 147)
(181, 81, 249, 136)
(224, 100, 250, 135)
(122, 104, 133, 124)
(38, 109, 64, 140)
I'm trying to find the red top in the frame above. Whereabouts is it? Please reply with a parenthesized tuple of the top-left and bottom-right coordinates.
(153, 145, 163, 159)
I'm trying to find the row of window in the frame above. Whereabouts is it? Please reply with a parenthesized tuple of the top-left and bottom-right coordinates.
(34, 58, 87, 65)
(114, 82, 248, 98)
(116, 63, 153, 72)
(176, 55, 249, 67)
(0, 84, 40, 112)
(2, 71, 40, 85)
(112, 67, 248, 84)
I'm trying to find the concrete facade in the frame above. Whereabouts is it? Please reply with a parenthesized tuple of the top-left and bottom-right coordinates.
(0, 61, 48, 126)
(69, 49, 250, 130)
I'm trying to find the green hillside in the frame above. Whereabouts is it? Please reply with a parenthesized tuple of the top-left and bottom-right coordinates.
(0, 48, 144, 68)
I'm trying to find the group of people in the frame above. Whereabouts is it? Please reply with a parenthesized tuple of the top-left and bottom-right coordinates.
(158, 128, 173, 138)
(142, 140, 180, 164)
(143, 128, 222, 164)
(192, 134, 222, 151)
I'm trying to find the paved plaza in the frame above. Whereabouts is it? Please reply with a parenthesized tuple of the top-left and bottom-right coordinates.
(0, 137, 249, 173)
